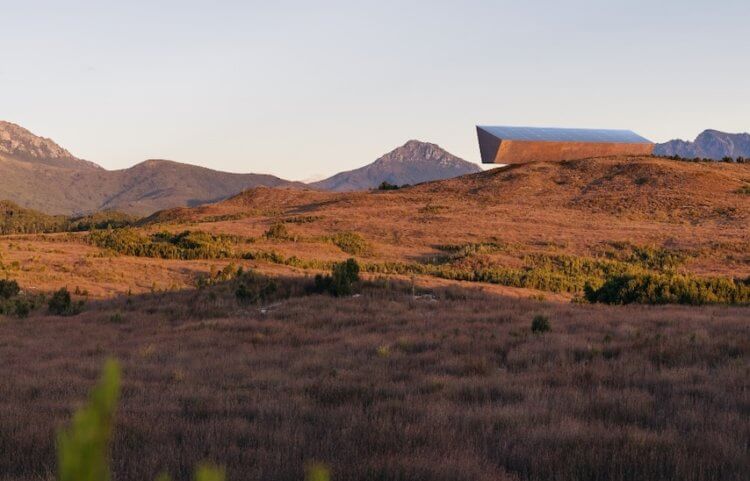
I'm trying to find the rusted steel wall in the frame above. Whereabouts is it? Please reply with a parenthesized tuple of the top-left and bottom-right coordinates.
(491, 140, 654, 164)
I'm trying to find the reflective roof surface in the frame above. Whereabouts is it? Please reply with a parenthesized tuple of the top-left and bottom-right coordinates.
(477, 126, 653, 144)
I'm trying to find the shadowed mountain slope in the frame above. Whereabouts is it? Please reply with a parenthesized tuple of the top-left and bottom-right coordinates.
(311, 140, 482, 191)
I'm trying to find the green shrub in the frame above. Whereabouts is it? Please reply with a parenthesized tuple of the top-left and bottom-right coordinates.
(12, 297, 31, 318)
(0, 279, 20, 299)
(531, 315, 551, 334)
(330, 232, 371, 256)
(735, 185, 750, 195)
(49, 288, 84, 316)
(235, 272, 278, 304)
(314, 258, 360, 296)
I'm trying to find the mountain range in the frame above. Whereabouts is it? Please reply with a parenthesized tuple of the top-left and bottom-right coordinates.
(0, 121, 483, 215)
(3, 121, 749, 216)
(653, 129, 750, 159)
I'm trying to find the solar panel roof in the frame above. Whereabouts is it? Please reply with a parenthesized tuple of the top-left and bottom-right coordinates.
(477, 126, 652, 144)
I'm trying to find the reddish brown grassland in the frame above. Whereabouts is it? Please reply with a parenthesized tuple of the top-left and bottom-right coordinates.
(0, 156, 748, 481)
(0, 280, 748, 481)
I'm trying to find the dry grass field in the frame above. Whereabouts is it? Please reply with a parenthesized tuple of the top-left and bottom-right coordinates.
(0, 156, 748, 481)
(0, 278, 748, 481)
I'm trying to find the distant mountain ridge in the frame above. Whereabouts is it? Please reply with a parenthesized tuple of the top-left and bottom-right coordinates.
(311, 140, 482, 191)
(655, 129, 750, 159)
(0, 121, 303, 215)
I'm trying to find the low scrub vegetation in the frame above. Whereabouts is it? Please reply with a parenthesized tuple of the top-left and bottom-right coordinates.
(328, 232, 371, 256)
(585, 273, 750, 305)
(241, 242, 746, 305)
(89, 228, 240, 260)
(264, 223, 294, 241)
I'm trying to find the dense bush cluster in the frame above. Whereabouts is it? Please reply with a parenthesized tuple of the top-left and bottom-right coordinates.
(314, 258, 360, 296)
(48, 287, 85, 316)
(584, 273, 750, 305)
(0, 278, 20, 299)
(0, 278, 44, 318)
(234, 270, 278, 304)
(89, 228, 238, 260)
(0, 201, 134, 235)
(67, 211, 135, 231)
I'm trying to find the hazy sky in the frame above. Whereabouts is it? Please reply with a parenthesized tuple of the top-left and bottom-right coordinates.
(2, 1, 749, 180)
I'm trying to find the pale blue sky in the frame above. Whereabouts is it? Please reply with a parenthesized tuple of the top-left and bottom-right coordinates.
(2, 1, 748, 180)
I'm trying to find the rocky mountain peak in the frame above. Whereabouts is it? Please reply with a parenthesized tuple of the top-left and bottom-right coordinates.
(311, 140, 482, 192)
(0, 121, 101, 170)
